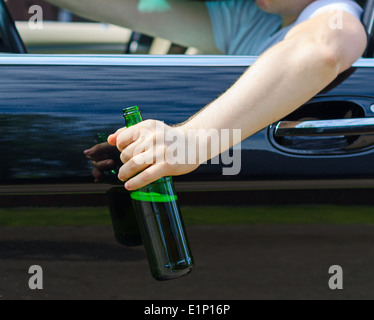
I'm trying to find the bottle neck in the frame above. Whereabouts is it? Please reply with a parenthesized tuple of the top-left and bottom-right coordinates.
(123, 106, 143, 127)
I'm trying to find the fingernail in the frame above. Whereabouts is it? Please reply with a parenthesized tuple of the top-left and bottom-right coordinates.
(125, 182, 130, 190)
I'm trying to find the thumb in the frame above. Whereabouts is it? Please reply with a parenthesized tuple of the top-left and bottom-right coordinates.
(107, 127, 127, 146)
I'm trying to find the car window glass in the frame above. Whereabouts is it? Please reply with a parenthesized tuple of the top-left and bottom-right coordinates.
(0, 0, 20, 53)
(0, 34, 11, 52)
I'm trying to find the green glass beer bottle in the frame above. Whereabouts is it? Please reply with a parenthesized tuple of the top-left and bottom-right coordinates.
(123, 106, 194, 281)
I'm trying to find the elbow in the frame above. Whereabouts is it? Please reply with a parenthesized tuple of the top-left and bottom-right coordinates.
(315, 39, 365, 75)
(292, 30, 367, 76)
(284, 10, 368, 75)
(291, 40, 340, 78)
(319, 46, 341, 74)
(296, 40, 350, 77)
(311, 32, 367, 74)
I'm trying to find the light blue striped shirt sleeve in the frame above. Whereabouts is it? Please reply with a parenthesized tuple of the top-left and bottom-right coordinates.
(206, 0, 363, 56)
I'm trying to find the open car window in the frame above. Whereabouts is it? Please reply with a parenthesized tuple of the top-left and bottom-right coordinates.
(5, 0, 192, 55)
(4, 0, 373, 56)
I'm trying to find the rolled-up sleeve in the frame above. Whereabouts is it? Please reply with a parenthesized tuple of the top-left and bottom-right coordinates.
(297, 0, 363, 22)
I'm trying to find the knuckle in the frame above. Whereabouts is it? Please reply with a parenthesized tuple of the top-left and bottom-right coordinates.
(128, 158, 139, 170)
(118, 167, 125, 180)
(132, 129, 141, 141)
(120, 150, 130, 164)
(116, 130, 134, 151)
(140, 170, 152, 182)
(154, 130, 164, 142)
(134, 141, 146, 154)
(143, 151, 155, 165)
(116, 140, 124, 152)
(143, 119, 154, 127)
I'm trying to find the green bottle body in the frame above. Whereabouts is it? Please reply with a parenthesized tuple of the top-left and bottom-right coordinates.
(123, 106, 194, 280)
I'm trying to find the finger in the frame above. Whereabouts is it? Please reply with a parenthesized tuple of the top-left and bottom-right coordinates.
(91, 159, 115, 171)
(115, 127, 142, 152)
(108, 127, 127, 146)
(92, 167, 104, 183)
(118, 150, 154, 182)
(124, 163, 168, 190)
(87, 153, 110, 162)
(120, 136, 152, 164)
(84, 143, 117, 160)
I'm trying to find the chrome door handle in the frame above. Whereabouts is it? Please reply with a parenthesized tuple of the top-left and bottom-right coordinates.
(274, 118, 374, 137)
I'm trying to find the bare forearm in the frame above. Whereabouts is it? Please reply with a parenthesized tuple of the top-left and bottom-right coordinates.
(44, 0, 139, 28)
(183, 12, 366, 158)
(182, 31, 366, 163)
(185, 40, 339, 145)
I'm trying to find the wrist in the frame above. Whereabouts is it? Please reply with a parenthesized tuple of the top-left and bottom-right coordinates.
(177, 122, 218, 165)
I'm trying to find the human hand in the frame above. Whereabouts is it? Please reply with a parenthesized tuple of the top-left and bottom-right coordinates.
(108, 120, 200, 190)
(84, 142, 120, 183)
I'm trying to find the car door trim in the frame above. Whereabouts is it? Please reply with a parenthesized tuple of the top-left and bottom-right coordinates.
(0, 55, 373, 67)
(2, 179, 374, 195)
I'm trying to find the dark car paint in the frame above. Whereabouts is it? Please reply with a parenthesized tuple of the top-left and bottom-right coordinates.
(1, 61, 374, 189)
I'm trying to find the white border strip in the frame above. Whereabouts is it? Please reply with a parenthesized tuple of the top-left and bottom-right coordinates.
(0, 54, 255, 66)
(0, 54, 372, 67)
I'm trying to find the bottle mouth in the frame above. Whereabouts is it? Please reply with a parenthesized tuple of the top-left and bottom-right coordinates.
(123, 105, 140, 116)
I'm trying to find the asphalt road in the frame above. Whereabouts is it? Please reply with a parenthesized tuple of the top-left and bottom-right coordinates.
(1, 224, 374, 300)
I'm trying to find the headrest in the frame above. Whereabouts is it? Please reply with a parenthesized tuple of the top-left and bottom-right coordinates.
(138, 0, 171, 12)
